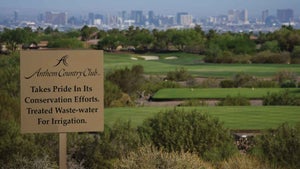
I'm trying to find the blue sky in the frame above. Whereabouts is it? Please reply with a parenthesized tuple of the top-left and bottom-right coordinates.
(1, 0, 299, 16)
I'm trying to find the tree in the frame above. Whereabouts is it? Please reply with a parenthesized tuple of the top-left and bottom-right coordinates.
(152, 29, 172, 51)
(80, 25, 98, 41)
(269, 26, 300, 52)
(260, 40, 280, 52)
(47, 38, 84, 49)
(44, 26, 58, 34)
(291, 46, 300, 63)
(0, 28, 36, 52)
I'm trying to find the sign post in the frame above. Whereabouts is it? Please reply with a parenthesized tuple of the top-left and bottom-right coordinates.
(20, 50, 104, 168)
(59, 133, 67, 169)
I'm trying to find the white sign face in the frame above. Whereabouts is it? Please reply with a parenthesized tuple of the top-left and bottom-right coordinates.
(20, 50, 104, 133)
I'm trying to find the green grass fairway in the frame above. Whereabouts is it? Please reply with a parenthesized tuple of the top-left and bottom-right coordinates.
(153, 88, 300, 100)
(104, 52, 300, 78)
(104, 106, 300, 130)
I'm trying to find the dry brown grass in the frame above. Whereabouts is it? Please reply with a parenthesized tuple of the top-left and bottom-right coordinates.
(217, 154, 283, 169)
(113, 145, 214, 169)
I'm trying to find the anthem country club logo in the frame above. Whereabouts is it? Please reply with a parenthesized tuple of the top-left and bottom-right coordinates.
(24, 54, 100, 79)
(54, 55, 69, 67)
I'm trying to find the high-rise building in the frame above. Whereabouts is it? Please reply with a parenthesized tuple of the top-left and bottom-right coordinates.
(14, 11, 18, 23)
(262, 10, 269, 23)
(228, 10, 238, 23)
(180, 14, 193, 26)
(88, 13, 95, 25)
(176, 12, 188, 25)
(240, 9, 248, 24)
(45, 11, 67, 25)
(131, 10, 144, 25)
(148, 10, 155, 25)
(277, 9, 294, 23)
(228, 9, 248, 24)
(121, 11, 128, 20)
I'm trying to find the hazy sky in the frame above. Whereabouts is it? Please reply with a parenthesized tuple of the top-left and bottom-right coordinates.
(1, 0, 299, 17)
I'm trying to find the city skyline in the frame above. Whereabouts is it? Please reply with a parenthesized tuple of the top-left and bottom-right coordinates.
(1, 0, 299, 17)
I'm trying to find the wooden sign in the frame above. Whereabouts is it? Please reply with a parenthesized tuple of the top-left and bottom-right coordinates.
(20, 50, 104, 133)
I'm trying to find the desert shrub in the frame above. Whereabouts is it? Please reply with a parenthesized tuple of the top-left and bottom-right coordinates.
(113, 145, 214, 169)
(104, 81, 123, 107)
(251, 51, 290, 64)
(166, 67, 192, 81)
(72, 121, 141, 169)
(253, 80, 279, 88)
(280, 80, 297, 88)
(110, 93, 134, 107)
(0, 120, 57, 167)
(263, 90, 300, 106)
(217, 95, 250, 106)
(233, 72, 257, 88)
(106, 65, 145, 95)
(291, 45, 300, 59)
(252, 123, 300, 169)
(178, 99, 208, 107)
(141, 76, 180, 96)
(138, 109, 237, 162)
(220, 80, 235, 88)
(291, 58, 300, 64)
(2, 155, 57, 169)
(218, 154, 280, 169)
(273, 70, 297, 85)
(185, 78, 198, 87)
(199, 77, 220, 88)
(0, 54, 20, 121)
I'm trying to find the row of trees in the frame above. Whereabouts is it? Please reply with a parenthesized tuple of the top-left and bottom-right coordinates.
(1, 25, 300, 63)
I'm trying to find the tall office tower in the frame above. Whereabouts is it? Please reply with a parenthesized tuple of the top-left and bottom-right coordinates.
(277, 9, 294, 23)
(180, 14, 193, 26)
(45, 11, 67, 25)
(37, 13, 44, 23)
(228, 9, 239, 23)
(121, 11, 128, 20)
(148, 10, 155, 25)
(14, 11, 18, 23)
(262, 10, 269, 23)
(176, 12, 188, 25)
(94, 14, 104, 25)
(240, 9, 248, 24)
(88, 13, 95, 25)
(131, 10, 144, 25)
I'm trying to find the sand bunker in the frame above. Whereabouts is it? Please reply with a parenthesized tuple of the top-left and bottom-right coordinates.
(131, 57, 138, 60)
(140, 56, 159, 60)
(165, 56, 178, 60)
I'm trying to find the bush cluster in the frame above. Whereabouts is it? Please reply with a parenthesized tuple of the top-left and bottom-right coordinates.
(178, 99, 208, 107)
(138, 109, 237, 162)
(0, 120, 58, 168)
(251, 51, 290, 64)
(106, 65, 145, 95)
(263, 90, 300, 106)
(166, 67, 192, 81)
(252, 123, 300, 169)
(217, 95, 250, 106)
